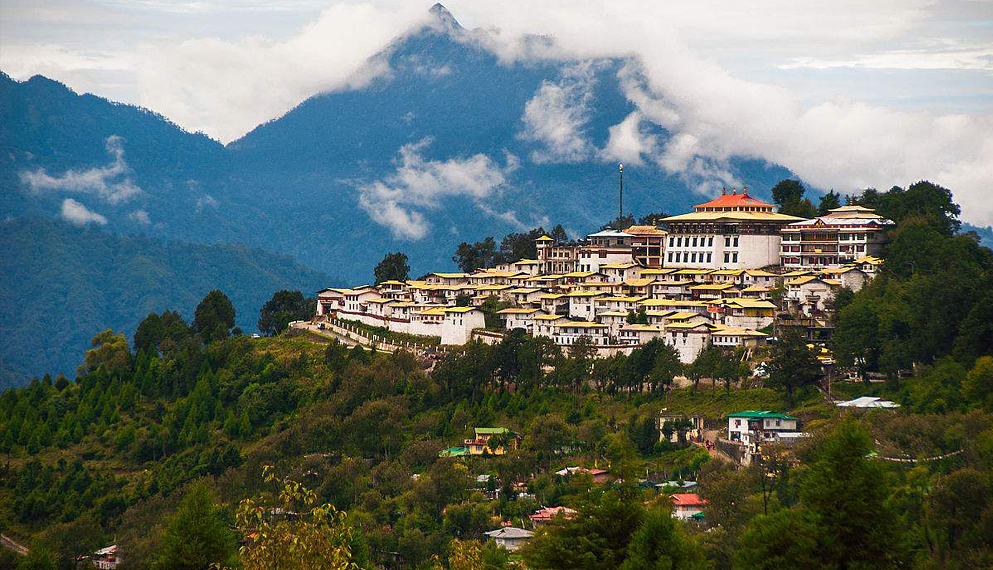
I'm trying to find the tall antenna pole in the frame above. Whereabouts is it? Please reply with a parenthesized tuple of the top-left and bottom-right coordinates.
(618, 162, 624, 224)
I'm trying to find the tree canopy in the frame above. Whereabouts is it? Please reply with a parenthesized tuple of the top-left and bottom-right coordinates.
(258, 290, 315, 337)
(374, 252, 410, 284)
(193, 290, 237, 343)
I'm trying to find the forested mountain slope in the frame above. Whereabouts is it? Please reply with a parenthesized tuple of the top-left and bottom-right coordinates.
(0, 219, 332, 388)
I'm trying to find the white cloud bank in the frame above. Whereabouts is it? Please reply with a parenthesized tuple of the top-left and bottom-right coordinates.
(518, 61, 600, 163)
(358, 138, 518, 239)
(449, 0, 993, 224)
(60, 198, 107, 226)
(20, 135, 141, 204)
(3, 1, 992, 225)
(135, 3, 433, 143)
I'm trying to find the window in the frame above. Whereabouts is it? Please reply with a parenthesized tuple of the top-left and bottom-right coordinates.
(725, 236, 731, 247)
(707, 253, 712, 263)
(708, 237, 714, 247)
(667, 252, 673, 262)
(692, 237, 698, 247)
(691, 252, 697, 263)
(733, 236, 739, 247)
(724, 252, 730, 263)
(732, 252, 738, 263)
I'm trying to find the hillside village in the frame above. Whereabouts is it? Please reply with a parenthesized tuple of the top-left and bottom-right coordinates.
(313, 191, 888, 363)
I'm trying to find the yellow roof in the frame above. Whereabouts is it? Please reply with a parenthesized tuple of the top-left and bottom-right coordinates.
(744, 269, 777, 277)
(497, 308, 541, 314)
(663, 211, 804, 222)
(377, 280, 407, 286)
(724, 299, 776, 309)
(562, 271, 600, 278)
(640, 268, 678, 275)
(624, 225, 667, 236)
(555, 321, 608, 328)
(740, 285, 771, 292)
(653, 279, 696, 286)
(418, 308, 448, 316)
(430, 272, 469, 279)
(566, 291, 606, 298)
(600, 262, 640, 270)
(533, 314, 567, 321)
(365, 298, 396, 305)
(624, 278, 656, 287)
(664, 311, 706, 321)
(514, 259, 543, 265)
(507, 287, 540, 294)
(536, 235, 554, 242)
(690, 283, 736, 290)
(664, 321, 711, 330)
(711, 269, 745, 276)
(674, 269, 713, 275)
(444, 307, 479, 314)
(788, 275, 822, 286)
(538, 294, 566, 300)
(855, 255, 884, 265)
(645, 309, 677, 317)
(820, 266, 863, 275)
(710, 325, 767, 337)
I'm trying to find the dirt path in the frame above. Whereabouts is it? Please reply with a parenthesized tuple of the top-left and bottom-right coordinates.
(1, 533, 28, 556)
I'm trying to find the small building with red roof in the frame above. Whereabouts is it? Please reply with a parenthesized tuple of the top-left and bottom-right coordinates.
(670, 493, 708, 520)
(529, 506, 578, 524)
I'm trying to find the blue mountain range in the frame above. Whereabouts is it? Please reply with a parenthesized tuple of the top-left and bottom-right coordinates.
(1, 4, 794, 284)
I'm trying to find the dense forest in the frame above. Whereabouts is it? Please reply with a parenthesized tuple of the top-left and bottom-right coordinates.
(0, 218, 333, 389)
(1, 184, 992, 570)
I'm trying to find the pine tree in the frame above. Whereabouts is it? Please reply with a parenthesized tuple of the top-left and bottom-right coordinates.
(238, 411, 252, 439)
(152, 483, 236, 570)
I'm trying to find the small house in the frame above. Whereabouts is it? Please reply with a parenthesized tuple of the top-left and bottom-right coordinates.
(671, 494, 707, 521)
(485, 527, 534, 551)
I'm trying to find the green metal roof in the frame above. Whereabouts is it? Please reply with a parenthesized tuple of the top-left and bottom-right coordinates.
(727, 410, 797, 420)
(475, 427, 511, 435)
(439, 447, 468, 457)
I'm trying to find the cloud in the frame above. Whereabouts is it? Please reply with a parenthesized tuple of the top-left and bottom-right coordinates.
(195, 194, 219, 212)
(600, 111, 658, 166)
(518, 61, 599, 163)
(449, 1, 993, 222)
(128, 209, 151, 224)
(60, 198, 107, 225)
(134, 3, 433, 142)
(358, 138, 518, 239)
(5, 1, 993, 224)
(20, 136, 141, 204)
(779, 45, 993, 72)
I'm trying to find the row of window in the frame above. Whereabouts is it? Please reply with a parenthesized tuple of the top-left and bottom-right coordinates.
(782, 232, 868, 242)
(668, 251, 713, 264)
(668, 235, 741, 248)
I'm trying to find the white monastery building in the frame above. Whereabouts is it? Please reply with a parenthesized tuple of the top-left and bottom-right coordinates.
(663, 190, 802, 270)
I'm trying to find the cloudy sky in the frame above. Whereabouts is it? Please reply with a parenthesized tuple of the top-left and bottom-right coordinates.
(3, 0, 993, 225)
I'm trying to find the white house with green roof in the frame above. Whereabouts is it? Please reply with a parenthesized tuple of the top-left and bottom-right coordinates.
(727, 411, 798, 444)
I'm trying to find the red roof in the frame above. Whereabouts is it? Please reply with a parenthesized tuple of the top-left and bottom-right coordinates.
(671, 493, 707, 507)
(694, 190, 773, 210)
(530, 506, 577, 522)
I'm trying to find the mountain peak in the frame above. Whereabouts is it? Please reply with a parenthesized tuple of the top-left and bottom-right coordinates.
(427, 3, 462, 31)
